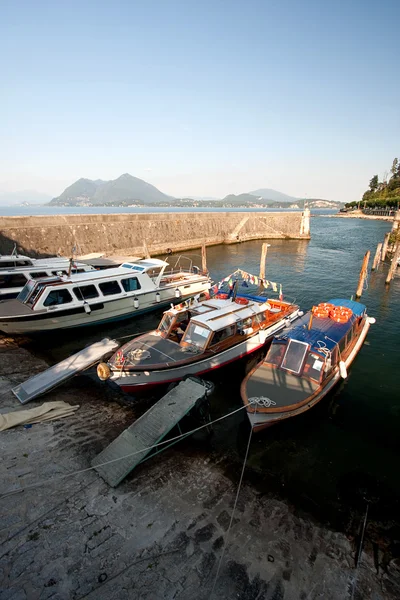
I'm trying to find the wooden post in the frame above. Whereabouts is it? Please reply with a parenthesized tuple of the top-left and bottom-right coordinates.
(201, 244, 207, 274)
(385, 243, 400, 284)
(259, 243, 270, 280)
(371, 243, 382, 270)
(355, 251, 370, 298)
(382, 232, 390, 261)
(143, 240, 151, 258)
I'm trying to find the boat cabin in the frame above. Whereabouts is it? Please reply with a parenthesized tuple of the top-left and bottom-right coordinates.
(264, 299, 366, 385)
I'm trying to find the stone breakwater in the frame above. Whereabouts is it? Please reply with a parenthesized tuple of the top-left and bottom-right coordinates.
(0, 211, 310, 257)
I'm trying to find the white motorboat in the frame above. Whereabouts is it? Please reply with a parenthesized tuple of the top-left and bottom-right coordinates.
(0, 252, 95, 300)
(0, 258, 211, 334)
(97, 293, 301, 393)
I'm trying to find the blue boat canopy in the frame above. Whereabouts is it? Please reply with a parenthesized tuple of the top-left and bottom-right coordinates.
(275, 298, 366, 354)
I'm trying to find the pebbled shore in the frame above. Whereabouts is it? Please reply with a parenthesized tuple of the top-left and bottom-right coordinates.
(1, 336, 399, 600)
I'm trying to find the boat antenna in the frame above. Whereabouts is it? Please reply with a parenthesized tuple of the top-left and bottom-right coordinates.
(12, 243, 18, 257)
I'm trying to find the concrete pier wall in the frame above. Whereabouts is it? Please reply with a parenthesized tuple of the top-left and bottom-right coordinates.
(0, 211, 310, 257)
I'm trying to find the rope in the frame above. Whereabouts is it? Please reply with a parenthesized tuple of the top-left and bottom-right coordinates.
(208, 410, 255, 598)
(0, 401, 256, 500)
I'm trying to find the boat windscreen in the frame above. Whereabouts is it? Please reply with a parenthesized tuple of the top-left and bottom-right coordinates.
(303, 351, 325, 382)
(265, 341, 287, 366)
(281, 339, 309, 374)
(158, 312, 174, 335)
(17, 280, 37, 303)
(182, 322, 210, 349)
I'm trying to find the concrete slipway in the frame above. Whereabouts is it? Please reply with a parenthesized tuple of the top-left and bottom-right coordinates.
(1, 336, 399, 600)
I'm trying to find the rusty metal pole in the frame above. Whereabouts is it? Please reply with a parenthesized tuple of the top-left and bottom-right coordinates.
(355, 251, 370, 298)
(381, 232, 391, 261)
(259, 243, 270, 280)
(371, 243, 383, 271)
(201, 244, 207, 274)
(385, 243, 400, 284)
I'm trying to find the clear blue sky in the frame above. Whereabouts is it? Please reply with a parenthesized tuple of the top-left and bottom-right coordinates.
(1, 0, 399, 201)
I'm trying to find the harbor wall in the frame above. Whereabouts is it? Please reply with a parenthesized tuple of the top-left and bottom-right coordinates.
(0, 211, 310, 257)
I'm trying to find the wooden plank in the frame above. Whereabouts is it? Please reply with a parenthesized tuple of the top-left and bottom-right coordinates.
(92, 378, 208, 487)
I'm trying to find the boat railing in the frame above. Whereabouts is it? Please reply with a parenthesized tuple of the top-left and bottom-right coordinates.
(163, 254, 204, 275)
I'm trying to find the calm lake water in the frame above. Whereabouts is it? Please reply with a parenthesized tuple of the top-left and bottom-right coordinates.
(20, 216, 400, 550)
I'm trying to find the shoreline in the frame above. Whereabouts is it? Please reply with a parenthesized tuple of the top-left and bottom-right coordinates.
(319, 212, 394, 222)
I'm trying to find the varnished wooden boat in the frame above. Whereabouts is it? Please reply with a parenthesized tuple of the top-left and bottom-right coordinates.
(241, 299, 375, 431)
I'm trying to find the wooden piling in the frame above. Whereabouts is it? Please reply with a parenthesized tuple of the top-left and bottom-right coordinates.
(385, 243, 400, 284)
(259, 243, 270, 280)
(371, 243, 383, 271)
(382, 232, 390, 261)
(355, 251, 370, 298)
(201, 244, 207, 274)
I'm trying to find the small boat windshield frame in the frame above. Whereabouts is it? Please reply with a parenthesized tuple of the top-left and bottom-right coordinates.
(181, 321, 211, 350)
(17, 279, 40, 304)
(281, 339, 309, 374)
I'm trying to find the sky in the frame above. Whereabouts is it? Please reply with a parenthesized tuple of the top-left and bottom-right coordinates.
(1, 0, 399, 202)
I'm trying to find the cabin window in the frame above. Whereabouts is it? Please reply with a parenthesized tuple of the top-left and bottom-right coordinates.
(266, 342, 286, 366)
(29, 271, 48, 279)
(347, 327, 354, 344)
(182, 322, 210, 349)
(338, 337, 346, 354)
(211, 324, 236, 345)
(52, 270, 68, 276)
(121, 277, 141, 292)
(158, 312, 174, 335)
(303, 352, 325, 381)
(71, 268, 86, 274)
(43, 289, 73, 307)
(99, 280, 121, 296)
(0, 260, 32, 268)
(0, 273, 28, 288)
(73, 285, 99, 300)
(281, 339, 309, 374)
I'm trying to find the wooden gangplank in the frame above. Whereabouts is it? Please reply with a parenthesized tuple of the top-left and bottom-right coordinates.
(91, 378, 208, 487)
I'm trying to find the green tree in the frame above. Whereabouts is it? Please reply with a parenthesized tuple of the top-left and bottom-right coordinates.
(390, 158, 398, 178)
(369, 175, 379, 191)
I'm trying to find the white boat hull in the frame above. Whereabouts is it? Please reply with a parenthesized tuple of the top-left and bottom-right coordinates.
(0, 278, 209, 334)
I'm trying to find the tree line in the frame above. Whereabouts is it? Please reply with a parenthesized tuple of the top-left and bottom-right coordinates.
(345, 157, 400, 209)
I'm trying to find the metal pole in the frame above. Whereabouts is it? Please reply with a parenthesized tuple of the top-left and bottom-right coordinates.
(355, 251, 370, 298)
(371, 243, 382, 270)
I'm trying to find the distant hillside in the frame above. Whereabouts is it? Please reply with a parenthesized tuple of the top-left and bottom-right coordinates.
(221, 193, 266, 205)
(248, 188, 298, 203)
(50, 174, 172, 206)
(0, 190, 52, 205)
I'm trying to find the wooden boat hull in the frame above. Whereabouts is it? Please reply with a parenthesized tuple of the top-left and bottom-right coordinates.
(242, 316, 371, 431)
(111, 310, 301, 393)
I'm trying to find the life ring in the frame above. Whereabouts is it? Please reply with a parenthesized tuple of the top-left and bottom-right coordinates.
(235, 297, 249, 305)
(97, 362, 111, 381)
(216, 293, 228, 299)
(317, 302, 335, 311)
(329, 306, 352, 322)
(312, 306, 329, 318)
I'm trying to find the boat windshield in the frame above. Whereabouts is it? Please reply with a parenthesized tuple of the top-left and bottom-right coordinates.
(265, 341, 287, 366)
(303, 352, 325, 382)
(181, 322, 210, 350)
(17, 280, 37, 304)
(281, 339, 309, 374)
(158, 312, 174, 336)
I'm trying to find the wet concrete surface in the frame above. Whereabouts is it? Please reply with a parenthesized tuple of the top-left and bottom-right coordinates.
(1, 337, 400, 599)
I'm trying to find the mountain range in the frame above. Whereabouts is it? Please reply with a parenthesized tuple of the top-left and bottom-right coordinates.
(4, 173, 339, 208)
(49, 173, 323, 206)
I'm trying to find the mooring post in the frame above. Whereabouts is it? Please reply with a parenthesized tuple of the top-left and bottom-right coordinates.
(259, 243, 270, 280)
(385, 243, 400, 285)
(143, 239, 151, 258)
(201, 244, 207, 274)
(371, 243, 383, 271)
(382, 232, 391, 261)
(355, 251, 370, 298)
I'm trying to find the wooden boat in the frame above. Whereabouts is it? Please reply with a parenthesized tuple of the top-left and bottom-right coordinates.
(0, 258, 210, 334)
(98, 293, 301, 393)
(0, 252, 95, 300)
(241, 299, 375, 432)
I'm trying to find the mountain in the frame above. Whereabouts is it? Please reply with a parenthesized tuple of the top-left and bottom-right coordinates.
(50, 174, 173, 206)
(221, 193, 266, 205)
(248, 188, 298, 203)
(0, 190, 53, 205)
